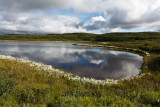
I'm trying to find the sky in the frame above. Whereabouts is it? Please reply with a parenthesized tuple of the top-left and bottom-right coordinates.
(0, 0, 160, 34)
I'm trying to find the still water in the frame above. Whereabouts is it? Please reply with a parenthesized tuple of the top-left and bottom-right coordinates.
(0, 42, 143, 80)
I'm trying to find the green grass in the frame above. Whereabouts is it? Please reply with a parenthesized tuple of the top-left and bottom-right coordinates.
(0, 32, 160, 106)
(0, 59, 160, 106)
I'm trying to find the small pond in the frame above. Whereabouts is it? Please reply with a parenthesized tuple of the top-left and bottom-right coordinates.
(0, 42, 143, 80)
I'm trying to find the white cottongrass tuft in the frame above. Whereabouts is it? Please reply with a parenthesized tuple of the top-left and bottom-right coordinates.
(0, 55, 148, 85)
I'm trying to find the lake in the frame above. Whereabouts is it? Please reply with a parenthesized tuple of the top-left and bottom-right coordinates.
(0, 42, 143, 80)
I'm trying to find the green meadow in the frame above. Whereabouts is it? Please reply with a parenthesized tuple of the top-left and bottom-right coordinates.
(0, 32, 160, 106)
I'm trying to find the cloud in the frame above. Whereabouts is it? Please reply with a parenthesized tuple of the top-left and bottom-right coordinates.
(0, 0, 105, 13)
(84, 0, 160, 32)
(84, 16, 106, 30)
(0, 0, 72, 12)
(0, 0, 160, 33)
(0, 13, 86, 33)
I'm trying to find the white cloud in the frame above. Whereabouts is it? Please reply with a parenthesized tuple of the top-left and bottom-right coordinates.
(91, 16, 106, 23)
(0, 13, 86, 33)
(0, 0, 160, 33)
(82, 0, 160, 33)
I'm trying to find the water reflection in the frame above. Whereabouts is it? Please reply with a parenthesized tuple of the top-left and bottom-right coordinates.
(0, 42, 143, 80)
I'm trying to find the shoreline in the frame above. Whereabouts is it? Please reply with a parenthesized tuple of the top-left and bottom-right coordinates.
(0, 40, 90, 43)
(0, 55, 148, 85)
(74, 42, 150, 75)
(74, 43, 150, 56)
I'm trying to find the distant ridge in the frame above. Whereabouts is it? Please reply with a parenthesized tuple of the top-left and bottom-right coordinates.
(0, 29, 48, 35)
(0, 29, 160, 35)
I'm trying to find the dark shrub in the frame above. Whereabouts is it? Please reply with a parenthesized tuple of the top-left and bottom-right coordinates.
(151, 47, 160, 53)
(148, 57, 160, 72)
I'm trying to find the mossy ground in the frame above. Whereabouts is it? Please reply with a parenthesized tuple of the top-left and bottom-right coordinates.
(0, 32, 160, 106)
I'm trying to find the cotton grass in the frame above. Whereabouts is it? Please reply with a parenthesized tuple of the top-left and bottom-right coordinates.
(0, 55, 148, 85)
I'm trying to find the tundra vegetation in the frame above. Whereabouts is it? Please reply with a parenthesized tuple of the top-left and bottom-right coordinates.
(0, 32, 160, 106)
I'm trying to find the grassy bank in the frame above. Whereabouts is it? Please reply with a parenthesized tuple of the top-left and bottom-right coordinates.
(0, 56, 160, 107)
(0, 32, 160, 106)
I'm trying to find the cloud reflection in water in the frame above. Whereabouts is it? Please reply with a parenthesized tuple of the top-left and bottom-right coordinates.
(0, 42, 143, 80)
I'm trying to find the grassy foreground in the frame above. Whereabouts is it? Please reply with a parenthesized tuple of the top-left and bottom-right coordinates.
(0, 32, 160, 106)
(0, 58, 160, 107)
